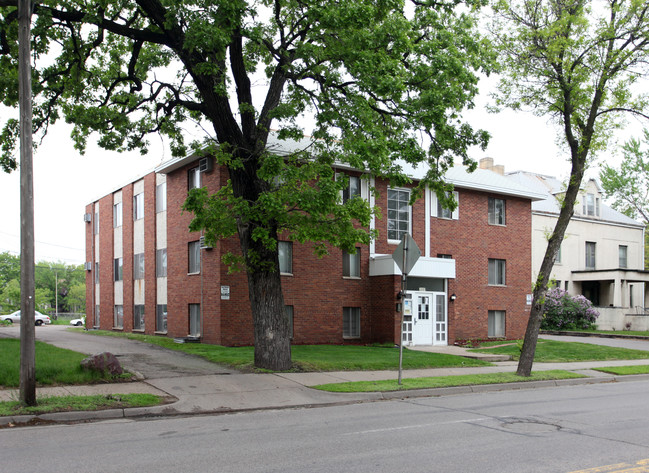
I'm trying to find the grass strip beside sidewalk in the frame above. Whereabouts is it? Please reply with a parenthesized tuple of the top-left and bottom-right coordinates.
(470, 339, 649, 362)
(592, 365, 649, 375)
(313, 370, 585, 392)
(0, 393, 164, 417)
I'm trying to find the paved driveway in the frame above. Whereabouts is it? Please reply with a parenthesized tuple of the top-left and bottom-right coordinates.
(0, 325, 236, 379)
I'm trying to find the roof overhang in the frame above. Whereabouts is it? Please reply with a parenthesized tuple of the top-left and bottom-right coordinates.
(571, 269, 649, 283)
(369, 254, 456, 278)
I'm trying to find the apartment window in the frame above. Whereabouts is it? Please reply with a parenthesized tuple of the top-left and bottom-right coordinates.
(156, 182, 167, 213)
(555, 245, 562, 264)
(94, 211, 99, 234)
(387, 188, 410, 241)
(188, 167, 201, 190)
(113, 257, 123, 281)
(433, 191, 459, 220)
(343, 248, 361, 278)
(156, 304, 168, 332)
(488, 259, 506, 286)
(94, 305, 100, 327)
(342, 175, 361, 203)
(94, 262, 99, 284)
(343, 307, 361, 338)
(488, 197, 506, 225)
(585, 242, 596, 269)
(133, 253, 144, 280)
(188, 241, 201, 274)
(583, 193, 600, 217)
(286, 305, 294, 339)
(113, 202, 122, 228)
(189, 303, 201, 337)
(114, 305, 124, 329)
(488, 310, 505, 338)
(133, 193, 144, 220)
(278, 241, 293, 274)
(619, 245, 628, 269)
(156, 248, 167, 277)
(133, 305, 145, 331)
(630, 285, 635, 309)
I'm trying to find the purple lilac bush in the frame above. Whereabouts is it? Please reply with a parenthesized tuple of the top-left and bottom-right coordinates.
(541, 288, 599, 330)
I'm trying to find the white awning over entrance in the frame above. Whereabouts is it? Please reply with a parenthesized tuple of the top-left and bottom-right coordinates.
(369, 254, 456, 278)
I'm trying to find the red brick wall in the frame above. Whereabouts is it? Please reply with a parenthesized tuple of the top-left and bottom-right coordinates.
(88, 163, 532, 347)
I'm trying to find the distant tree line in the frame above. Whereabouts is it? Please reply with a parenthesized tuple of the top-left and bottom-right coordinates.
(0, 252, 86, 315)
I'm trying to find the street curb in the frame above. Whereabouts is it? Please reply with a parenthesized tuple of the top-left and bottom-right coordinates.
(3, 374, 649, 428)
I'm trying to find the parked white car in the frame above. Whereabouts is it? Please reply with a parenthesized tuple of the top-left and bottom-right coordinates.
(70, 317, 85, 327)
(1, 310, 51, 326)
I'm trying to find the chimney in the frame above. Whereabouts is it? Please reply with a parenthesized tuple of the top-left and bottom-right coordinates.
(479, 157, 494, 170)
(492, 165, 505, 175)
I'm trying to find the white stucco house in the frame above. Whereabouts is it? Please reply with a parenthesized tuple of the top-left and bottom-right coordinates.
(480, 158, 649, 331)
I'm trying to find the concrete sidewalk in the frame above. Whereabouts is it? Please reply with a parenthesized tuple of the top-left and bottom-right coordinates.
(3, 344, 649, 427)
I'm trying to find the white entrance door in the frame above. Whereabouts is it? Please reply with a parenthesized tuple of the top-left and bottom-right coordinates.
(412, 293, 433, 345)
(411, 291, 447, 346)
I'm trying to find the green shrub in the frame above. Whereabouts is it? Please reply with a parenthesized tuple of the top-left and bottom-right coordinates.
(541, 288, 599, 330)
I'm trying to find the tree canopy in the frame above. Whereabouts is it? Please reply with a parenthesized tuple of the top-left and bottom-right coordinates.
(1, 0, 494, 369)
(490, 0, 649, 376)
(600, 129, 649, 224)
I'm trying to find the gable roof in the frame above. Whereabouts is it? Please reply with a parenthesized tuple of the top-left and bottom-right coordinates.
(506, 171, 643, 228)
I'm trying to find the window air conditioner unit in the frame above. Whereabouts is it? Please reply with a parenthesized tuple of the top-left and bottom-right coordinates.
(199, 236, 212, 250)
(84, 262, 93, 271)
(83, 213, 92, 223)
(198, 156, 213, 173)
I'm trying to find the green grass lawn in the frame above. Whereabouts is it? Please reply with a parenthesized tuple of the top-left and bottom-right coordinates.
(80, 329, 491, 371)
(0, 393, 163, 417)
(0, 339, 131, 388)
(314, 370, 585, 392)
(553, 329, 649, 337)
(472, 339, 649, 362)
(592, 365, 649, 375)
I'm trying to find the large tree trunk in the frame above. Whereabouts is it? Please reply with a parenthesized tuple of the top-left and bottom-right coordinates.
(516, 158, 586, 376)
(229, 152, 292, 371)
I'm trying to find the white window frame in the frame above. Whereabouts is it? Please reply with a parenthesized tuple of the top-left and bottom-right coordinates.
(431, 190, 459, 220)
(488, 197, 506, 226)
(133, 193, 144, 221)
(619, 245, 628, 269)
(488, 258, 506, 286)
(156, 183, 167, 213)
(343, 307, 361, 338)
(188, 167, 201, 190)
(188, 241, 201, 274)
(156, 248, 167, 277)
(488, 310, 505, 338)
(113, 202, 122, 228)
(585, 241, 596, 269)
(343, 248, 361, 278)
(387, 188, 411, 242)
(279, 241, 293, 275)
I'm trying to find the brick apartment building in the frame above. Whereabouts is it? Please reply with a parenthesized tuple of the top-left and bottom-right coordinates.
(85, 147, 544, 347)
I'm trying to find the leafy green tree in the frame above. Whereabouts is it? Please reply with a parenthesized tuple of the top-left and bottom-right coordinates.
(491, 0, 649, 376)
(600, 129, 649, 268)
(66, 283, 86, 314)
(1, 0, 493, 369)
(0, 252, 20, 290)
(0, 278, 20, 312)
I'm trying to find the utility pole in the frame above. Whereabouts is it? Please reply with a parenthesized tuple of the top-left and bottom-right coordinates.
(18, 0, 36, 406)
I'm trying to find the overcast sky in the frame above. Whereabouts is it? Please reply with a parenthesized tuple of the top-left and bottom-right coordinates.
(0, 76, 642, 266)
